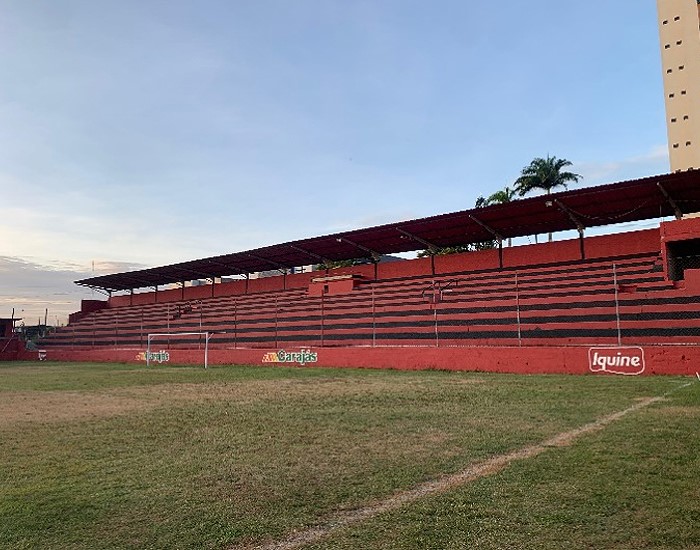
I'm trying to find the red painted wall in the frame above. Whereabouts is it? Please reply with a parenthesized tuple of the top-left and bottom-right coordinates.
(247, 276, 285, 294)
(131, 291, 157, 306)
(285, 272, 317, 290)
(214, 279, 247, 297)
(585, 228, 659, 259)
(324, 264, 376, 280)
(110, 295, 131, 307)
(23, 344, 697, 376)
(660, 216, 700, 243)
(435, 248, 499, 275)
(377, 257, 432, 279)
(308, 278, 360, 296)
(183, 285, 214, 300)
(503, 239, 580, 267)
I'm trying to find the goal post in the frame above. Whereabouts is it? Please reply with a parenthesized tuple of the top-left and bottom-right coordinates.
(146, 332, 212, 368)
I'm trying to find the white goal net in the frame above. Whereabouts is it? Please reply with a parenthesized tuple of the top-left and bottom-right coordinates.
(146, 331, 212, 368)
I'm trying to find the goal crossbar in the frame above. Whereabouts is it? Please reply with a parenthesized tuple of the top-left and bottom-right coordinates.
(146, 332, 212, 368)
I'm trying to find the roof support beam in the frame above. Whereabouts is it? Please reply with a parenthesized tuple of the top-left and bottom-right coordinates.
(335, 237, 381, 262)
(244, 253, 291, 273)
(657, 182, 683, 220)
(551, 199, 586, 259)
(204, 259, 248, 276)
(467, 214, 504, 242)
(77, 284, 111, 297)
(552, 199, 586, 234)
(396, 228, 439, 254)
(173, 267, 215, 280)
(288, 244, 329, 264)
(75, 273, 156, 291)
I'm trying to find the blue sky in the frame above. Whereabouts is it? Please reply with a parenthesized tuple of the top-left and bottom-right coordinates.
(1, 0, 670, 323)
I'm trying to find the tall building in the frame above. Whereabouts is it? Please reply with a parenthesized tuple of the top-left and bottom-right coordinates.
(657, 0, 700, 171)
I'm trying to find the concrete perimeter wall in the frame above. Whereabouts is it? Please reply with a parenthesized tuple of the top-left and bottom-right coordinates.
(19, 344, 698, 376)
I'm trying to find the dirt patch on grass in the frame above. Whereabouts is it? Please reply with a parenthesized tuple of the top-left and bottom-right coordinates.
(0, 391, 151, 427)
(0, 376, 465, 428)
(123, 375, 479, 404)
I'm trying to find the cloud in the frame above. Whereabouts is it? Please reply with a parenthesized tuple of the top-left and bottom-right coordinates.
(0, 256, 146, 325)
(576, 146, 670, 185)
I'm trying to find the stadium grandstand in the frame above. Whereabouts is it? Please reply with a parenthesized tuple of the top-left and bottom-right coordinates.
(8, 170, 700, 375)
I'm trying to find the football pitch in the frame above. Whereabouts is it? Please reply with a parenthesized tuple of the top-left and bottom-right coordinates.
(1, 362, 698, 549)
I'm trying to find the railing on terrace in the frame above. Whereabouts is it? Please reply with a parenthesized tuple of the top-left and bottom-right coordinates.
(39, 258, 700, 350)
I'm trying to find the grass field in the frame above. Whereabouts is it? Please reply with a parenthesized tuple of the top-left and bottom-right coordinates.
(0, 362, 698, 549)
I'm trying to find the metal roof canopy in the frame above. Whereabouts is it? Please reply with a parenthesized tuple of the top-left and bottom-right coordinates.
(76, 171, 700, 292)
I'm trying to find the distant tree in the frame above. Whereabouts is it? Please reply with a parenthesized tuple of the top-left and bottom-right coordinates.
(419, 195, 501, 257)
(514, 155, 582, 242)
(475, 195, 488, 209)
(514, 155, 581, 198)
(418, 245, 472, 258)
(484, 186, 517, 206)
(478, 186, 517, 246)
(321, 258, 369, 270)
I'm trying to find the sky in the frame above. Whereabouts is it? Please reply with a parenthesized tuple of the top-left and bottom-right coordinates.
(0, 0, 671, 325)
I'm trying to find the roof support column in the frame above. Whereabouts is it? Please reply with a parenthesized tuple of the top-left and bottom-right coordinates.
(335, 237, 381, 263)
(468, 214, 505, 268)
(396, 228, 440, 255)
(657, 182, 683, 219)
(552, 199, 587, 260)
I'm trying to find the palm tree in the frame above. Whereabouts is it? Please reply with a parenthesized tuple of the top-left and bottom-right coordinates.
(485, 186, 517, 206)
(514, 155, 582, 241)
(477, 187, 517, 246)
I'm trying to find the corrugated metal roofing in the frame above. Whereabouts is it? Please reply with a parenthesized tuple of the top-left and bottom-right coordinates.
(76, 170, 700, 292)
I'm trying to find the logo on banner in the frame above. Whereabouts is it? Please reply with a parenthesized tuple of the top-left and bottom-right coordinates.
(136, 350, 171, 363)
(588, 347, 645, 376)
(262, 349, 318, 366)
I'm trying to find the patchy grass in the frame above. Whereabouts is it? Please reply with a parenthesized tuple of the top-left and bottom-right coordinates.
(306, 382, 700, 550)
(0, 362, 696, 549)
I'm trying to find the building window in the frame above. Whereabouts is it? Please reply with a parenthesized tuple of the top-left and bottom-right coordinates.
(667, 68, 673, 73)
(674, 16, 680, 21)
(671, 118, 677, 123)
(663, 19, 668, 24)
(681, 90, 687, 95)
(665, 44, 671, 49)
(673, 143, 680, 148)
(669, 93, 675, 98)
(679, 65, 685, 70)
(687, 142, 692, 147)
(684, 115, 689, 120)
(676, 40, 683, 45)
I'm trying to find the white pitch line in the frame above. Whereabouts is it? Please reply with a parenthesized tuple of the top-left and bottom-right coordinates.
(233, 390, 682, 550)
